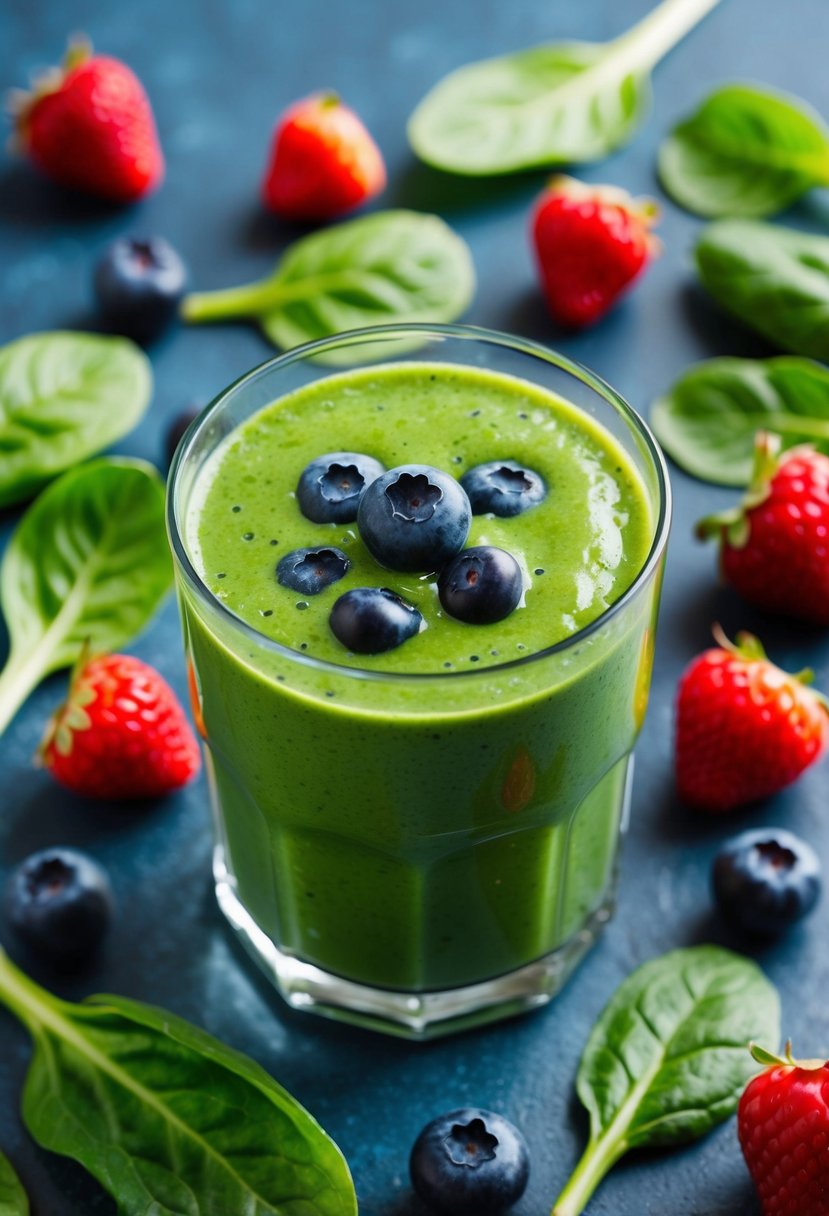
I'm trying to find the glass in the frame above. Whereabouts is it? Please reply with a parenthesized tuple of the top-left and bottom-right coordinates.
(167, 323, 671, 1039)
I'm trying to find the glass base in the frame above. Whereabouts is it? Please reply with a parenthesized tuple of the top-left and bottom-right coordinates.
(213, 845, 617, 1040)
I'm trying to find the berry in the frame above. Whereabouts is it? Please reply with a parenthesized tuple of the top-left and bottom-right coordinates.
(165, 405, 201, 468)
(10, 38, 163, 202)
(460, 460, 546, 518)
(94, 236, 187, 344)
(438, 547, 524, 625)
(276, 546, 350, 595)
(713, 828, 821, 935)
(738, 1042, 829, 1216)
(41, 653, 201, 800)
(329, 587, 421, 654)
(262, 92, 386, 221)
(5, 848, 114, 962)
(698, 432, 829, 625)
(296, 451, 385, 524)
(675, 627, 829, 812)
(357, 464, 471, 572)
(531, 175, 660, 328)
(409, 1108, 530, 1215)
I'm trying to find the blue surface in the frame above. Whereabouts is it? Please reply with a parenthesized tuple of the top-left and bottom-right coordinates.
(2, 1, 829, 1213)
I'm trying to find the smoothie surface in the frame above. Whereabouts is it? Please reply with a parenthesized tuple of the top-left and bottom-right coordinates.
(190, 362, 654, 674)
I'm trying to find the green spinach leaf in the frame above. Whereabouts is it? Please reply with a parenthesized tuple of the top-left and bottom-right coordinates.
(407, 0, 721, 175)
(0, 1152, 28, 1216)
(0, 331, 152, 508)
(695, 220, 829, 359)
(659, 84, 829, 218)
(0, 947, 356, 1216)
(182, 210, 475, 362)
(0, 458, 171, 735)
(651, 356, 829, 485)
(551, 945, 779, 1216)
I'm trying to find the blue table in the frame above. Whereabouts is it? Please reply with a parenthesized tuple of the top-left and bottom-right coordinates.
(1, 1, 827, 1212)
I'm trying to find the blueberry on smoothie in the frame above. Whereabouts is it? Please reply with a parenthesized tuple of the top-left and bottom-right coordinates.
(357, 464, 471, 571)
(5, 848, 114, 962)
(409, 1107, 530, 1214)
(296, 452, 385, 523)
(330, 587, 422, 653)
(461, 460, 546, 517)
(712, 829, 821, 936)
(438, 547, 523, 625)
(94, 236, 187, 344)
(277, 546, 350, 595)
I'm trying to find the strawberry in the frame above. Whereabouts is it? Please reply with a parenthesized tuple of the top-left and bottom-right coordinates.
(530, 175, 660, 328)
(261, 92, 385, 221)
(739, 1041, 829, 1215)
(698, 431, 829, 625)
(9, 37, 163, 202)
(674, 626, 829, 812)
(41, 653, 200, 800)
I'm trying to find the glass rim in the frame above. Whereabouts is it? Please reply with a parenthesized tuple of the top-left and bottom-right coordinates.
(167, 321, 672, 684)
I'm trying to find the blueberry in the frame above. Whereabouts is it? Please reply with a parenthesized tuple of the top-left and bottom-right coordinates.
(5, 848, 114, 962)
(93, 236, 188, 344)
(330, 587, 422, 654)
(409, 1107, 530, 1215)
(357, 464, 471, 572)
(296, 452, 385, 524)
(277, 546, 350, 595)
(438, 547, 523, 625)
(461, 461, 546, 517)
(165, 404, 201, 468)
(712, 829, 821, 936)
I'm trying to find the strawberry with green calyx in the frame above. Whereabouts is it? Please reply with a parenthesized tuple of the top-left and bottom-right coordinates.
(739, 1041, 829, 1215)
(675, 625, 829, 812)
(261, 92, 386, 221)
(8, 36, 164, 202)
(697, 430, 829, 624)
(530, 175, 661, 328)
(41, 650, 200, 800)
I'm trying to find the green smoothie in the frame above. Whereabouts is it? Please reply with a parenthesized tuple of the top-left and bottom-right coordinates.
(178, 361, 660, 997)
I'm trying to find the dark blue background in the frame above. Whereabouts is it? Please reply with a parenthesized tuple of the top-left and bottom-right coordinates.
(2, 1, 828, 1212)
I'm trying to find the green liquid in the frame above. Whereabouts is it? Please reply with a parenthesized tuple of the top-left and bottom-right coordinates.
(181, 362, 660, 991)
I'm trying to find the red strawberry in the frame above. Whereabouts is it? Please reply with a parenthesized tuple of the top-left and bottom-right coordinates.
(675, 626, 829, 812)
(530, 175, 660, 328)
(41, 653, 200, 800)
(698, 431, 829, 625)
(9, 37, 163, 202)
(739, 1041, 829, 1215)
(262, 92, 385, 221)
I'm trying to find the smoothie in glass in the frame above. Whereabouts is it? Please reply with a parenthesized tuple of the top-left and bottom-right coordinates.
(169, 325, 670, 1038)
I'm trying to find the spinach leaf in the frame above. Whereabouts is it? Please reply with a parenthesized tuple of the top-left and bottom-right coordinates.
(0, 331, 152, 508)
(0, 947, 356, 1216)
(695, 220, 829, 359)
(407, 0, 721, 175)
(0, 458, 171, 735)
(182, 210, 475, 363)
(551, 946, 779, 1216)
(0, 1153, 28, 1216)
(659, 84, 829, 218)
(651, 356, 829, 485)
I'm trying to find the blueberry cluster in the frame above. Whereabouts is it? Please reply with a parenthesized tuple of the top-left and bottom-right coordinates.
(282, 451, 546, 654)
